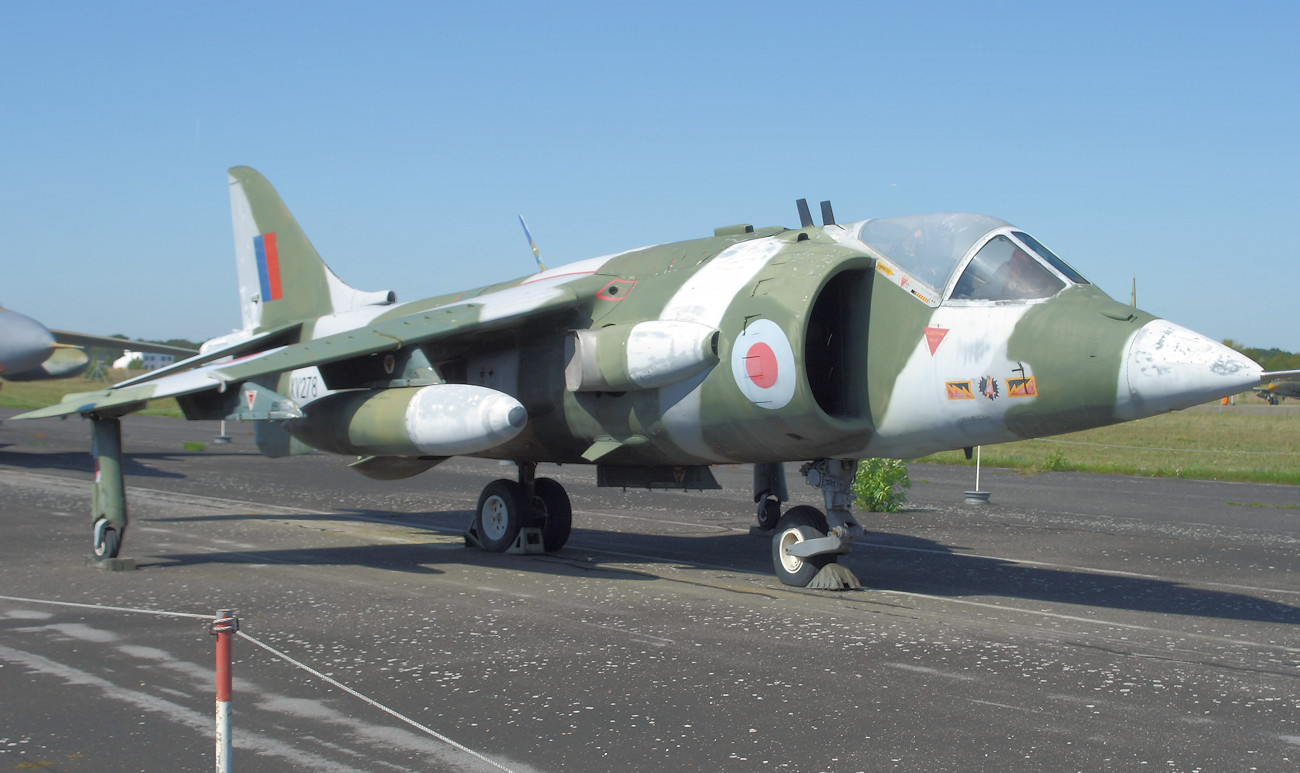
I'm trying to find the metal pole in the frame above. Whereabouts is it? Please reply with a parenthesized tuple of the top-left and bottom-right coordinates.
(210, 609, 239, 772)
(975, 445, 982, 491)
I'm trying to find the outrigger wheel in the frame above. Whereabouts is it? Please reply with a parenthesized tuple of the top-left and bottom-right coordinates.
(92, 518, 123, 560)
(89, 416, 128, 562)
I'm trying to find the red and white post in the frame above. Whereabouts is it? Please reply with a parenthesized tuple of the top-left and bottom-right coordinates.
(210, 609, 239, 772)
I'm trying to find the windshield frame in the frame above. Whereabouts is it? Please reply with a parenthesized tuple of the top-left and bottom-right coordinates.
(942, 227, 1084, 304)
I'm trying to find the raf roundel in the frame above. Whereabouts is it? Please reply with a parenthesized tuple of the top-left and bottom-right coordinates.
(731, 318, 796, 409)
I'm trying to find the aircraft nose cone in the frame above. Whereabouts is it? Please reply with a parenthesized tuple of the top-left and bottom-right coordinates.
(1118, 319, 1263, 419)
(0, 310, 56, 376)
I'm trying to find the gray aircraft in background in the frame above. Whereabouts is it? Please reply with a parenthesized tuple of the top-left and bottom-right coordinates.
(0, 307, 194, 381)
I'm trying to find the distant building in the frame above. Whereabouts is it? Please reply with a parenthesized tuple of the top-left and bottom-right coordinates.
(112, 350, 176, 371)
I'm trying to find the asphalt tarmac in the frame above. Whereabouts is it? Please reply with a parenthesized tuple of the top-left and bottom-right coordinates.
(0, 408, 1296, 772)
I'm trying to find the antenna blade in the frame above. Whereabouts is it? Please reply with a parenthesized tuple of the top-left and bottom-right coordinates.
(519, 215, 546, 272)
(820, 200, 836, 226)
(795, 199, 813, 228)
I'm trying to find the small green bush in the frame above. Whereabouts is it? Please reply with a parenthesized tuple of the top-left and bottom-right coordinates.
(1040, 448, 1068, 472)
(852, 458, 912, 513)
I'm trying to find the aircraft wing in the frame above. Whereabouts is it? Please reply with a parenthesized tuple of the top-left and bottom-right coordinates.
(209, 305, 485, 384)
(13, 281, 583, 421)
(113, 322, 304, 388)
(10, 364, 245, 420)
(211, 277, 584, 383)
(1255, 369, 1300, 402)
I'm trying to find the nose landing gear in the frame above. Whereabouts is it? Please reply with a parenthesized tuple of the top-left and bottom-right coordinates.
(767, 459, 863, 590)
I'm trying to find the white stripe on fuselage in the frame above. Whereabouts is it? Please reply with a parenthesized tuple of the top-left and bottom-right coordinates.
(861, 303, 1038, 458)
(658, 239, 783, 325)
(519, 255, 618, 285)
(657, 238, 786, 461)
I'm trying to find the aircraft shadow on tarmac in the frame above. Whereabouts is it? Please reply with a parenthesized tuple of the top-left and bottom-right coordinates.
(138, 510, 666, 582)
(0, 446, 219, 479)
(851, 531, 1300, 626)
(133, 508, 1299, 626)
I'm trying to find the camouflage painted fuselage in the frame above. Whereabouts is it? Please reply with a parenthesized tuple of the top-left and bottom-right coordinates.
(278, 221, 1222, 469)
(21, 168, 1261, 475)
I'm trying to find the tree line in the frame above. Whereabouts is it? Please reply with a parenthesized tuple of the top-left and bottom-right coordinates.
(1222, 341, 1300, 372)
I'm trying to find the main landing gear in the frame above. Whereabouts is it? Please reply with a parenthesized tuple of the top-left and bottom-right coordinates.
(465, 462, 573, 554)
(760, 459, 863, 590)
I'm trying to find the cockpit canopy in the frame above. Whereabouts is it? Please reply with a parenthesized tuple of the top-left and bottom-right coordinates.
(852, 213, 1088, 303)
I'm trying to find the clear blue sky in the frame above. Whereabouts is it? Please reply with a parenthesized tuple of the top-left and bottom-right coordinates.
(2, 1, 1296, 351)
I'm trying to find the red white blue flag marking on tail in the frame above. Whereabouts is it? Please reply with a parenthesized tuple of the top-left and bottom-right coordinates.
(254, 233, 283, 301)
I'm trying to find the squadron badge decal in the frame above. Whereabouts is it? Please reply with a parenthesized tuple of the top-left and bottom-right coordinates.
(1008, 376, 1038, 397)
(946, 381, 974, 400)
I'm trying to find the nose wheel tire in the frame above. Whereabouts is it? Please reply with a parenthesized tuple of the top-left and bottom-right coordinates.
(772, 506, 833, 587)
(475, 479, 526, 552)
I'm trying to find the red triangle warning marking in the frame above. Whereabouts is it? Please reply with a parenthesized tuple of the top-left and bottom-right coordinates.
(924, 327, 949, 356)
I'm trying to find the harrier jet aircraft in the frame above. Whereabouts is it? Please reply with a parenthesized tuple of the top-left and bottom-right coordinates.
(1255, 378, 1300, 404)
(0, 308, 194, 381)
(15, 167, 1278, 587)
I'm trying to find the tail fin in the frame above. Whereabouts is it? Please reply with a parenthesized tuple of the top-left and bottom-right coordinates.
(228, 166, 395, 333)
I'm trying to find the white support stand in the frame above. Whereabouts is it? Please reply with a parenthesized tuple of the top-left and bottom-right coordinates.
(965, 445, 991, 504)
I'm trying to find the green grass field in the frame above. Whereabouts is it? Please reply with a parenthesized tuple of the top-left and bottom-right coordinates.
(3, 378, 1296, 485)
(0, 373, 183, 417)
(919, 406, 1299, 485)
